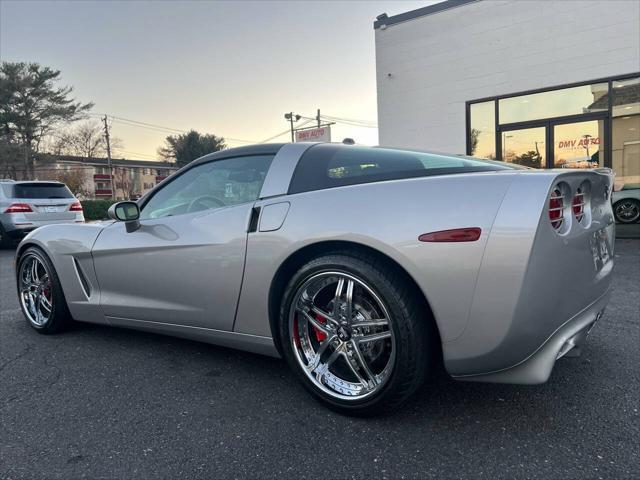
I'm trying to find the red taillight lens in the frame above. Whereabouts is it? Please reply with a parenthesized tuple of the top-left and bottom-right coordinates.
(549, 188, 564, 230)
(4, 203, 33, 213)
(69, 202, 83, 212)
(572, 188, 584, 222)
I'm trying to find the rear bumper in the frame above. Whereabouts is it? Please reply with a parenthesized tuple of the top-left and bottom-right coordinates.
(2, 218, 84, 238)
(453, 287, 611, 384)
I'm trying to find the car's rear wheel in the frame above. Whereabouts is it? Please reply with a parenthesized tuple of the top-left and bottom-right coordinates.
(17, 247, 72, 333)
(614, 199, 640, 224)
(279, 252, 434, 416)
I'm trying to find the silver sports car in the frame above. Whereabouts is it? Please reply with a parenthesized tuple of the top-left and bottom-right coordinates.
(15, 143, 615, 415)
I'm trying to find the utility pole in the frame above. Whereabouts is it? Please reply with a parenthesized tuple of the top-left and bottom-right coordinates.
(316, 108, 321, 128)
(102, 115, 116, 200)
(284, 112, 301, 142)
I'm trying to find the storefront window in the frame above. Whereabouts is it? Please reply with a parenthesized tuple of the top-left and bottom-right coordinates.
(499, 83, 609, 125)
(502, 127, 545, 168)
(612, 115, 640, 223)
(469, 101, 496, 159)
(612, 77, 640, 117)
(553, 120, 604, 168)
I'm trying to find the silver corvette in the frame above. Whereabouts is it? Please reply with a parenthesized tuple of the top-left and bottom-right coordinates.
(15, 143, 615, 415)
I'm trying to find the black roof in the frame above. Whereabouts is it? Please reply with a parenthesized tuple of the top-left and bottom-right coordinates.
(374, 0, 479, 29)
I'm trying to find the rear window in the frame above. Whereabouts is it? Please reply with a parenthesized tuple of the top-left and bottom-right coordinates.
(288, 144, 520, 194)
(4, 183, 74, 199)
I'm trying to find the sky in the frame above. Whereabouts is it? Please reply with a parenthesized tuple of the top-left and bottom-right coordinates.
(0, 0, 435, 161)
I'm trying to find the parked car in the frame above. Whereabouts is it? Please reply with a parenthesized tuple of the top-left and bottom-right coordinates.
(14, 143, 614, 415)
(0, 180, 84, 247)
(612, 184, 640, 224)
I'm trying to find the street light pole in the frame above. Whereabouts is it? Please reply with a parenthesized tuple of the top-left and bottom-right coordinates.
(284, 112, 301, 143)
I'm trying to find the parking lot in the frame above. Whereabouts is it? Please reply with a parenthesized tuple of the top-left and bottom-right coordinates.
(0, 241, 638, 479)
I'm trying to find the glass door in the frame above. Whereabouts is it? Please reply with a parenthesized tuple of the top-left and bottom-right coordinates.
(552, 119, 605, 169)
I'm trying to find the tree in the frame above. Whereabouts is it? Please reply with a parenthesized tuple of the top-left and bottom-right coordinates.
(469, 128, 480, 156)
(511, 150, 542, 168)
(52, 120, 122, 158)
(0, 62, 93, 178)
(158, 130, 226, 167)
(0, 138, 21, 179)
(113, 167, 137, 200)
(38, 167, 91, 198)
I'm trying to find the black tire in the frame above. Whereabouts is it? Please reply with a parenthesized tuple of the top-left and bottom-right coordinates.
(278, 251, 436, 416)
(613, 198, 640, 224)
(16, 246, 73, 334)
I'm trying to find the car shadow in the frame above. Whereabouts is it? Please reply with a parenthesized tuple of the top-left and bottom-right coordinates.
(64, 320, 589, 429)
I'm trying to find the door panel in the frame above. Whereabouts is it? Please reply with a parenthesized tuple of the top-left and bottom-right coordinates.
(92, 203, 252, 331)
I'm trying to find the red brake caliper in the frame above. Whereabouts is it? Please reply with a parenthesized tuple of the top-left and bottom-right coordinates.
(313, 314, 327, 342)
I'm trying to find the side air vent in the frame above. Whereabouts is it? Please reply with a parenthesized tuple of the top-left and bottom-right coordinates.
(73, 258, 92, 298)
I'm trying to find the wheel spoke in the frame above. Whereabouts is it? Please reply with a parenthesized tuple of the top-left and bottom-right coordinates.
(344, 279, 354, 323)
(31, 259, 40, 283)
(305, 334, 337, 371)
(312, 344, 343, 383)
(356, 331, 392, 344)
(310, 306, 339, 327)
(298, 308, 331, 335)
(353, 319, 388, 329)
(349, 340, 378, 387)
(40, 293, 52, 312)
(331, 277, 345, 318)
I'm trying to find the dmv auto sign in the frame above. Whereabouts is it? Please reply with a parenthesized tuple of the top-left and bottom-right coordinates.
(295, 126, 331, 142)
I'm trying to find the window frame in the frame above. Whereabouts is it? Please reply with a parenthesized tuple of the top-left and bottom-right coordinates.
(466, 72, 640, 169)
(137, 153, 275, 218)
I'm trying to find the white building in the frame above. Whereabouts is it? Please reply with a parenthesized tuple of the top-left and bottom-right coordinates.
(375, 0, 640, 191)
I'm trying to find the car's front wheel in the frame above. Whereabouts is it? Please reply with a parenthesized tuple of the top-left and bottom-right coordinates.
(614, 199, 640, 224)
(279, 252, 435, 416)
(16, 247, 73, 333)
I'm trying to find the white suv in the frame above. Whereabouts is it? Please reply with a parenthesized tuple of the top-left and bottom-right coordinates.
(0, 180, 84, 247)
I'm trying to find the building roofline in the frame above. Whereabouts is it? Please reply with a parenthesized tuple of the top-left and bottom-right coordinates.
(51, 155, 177, 169)
(374, 0, 480, 30)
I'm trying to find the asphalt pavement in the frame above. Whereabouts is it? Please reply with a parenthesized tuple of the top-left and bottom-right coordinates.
(1, 241, 638, 479)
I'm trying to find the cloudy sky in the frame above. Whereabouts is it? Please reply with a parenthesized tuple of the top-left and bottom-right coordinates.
(1, 0, 435, 160)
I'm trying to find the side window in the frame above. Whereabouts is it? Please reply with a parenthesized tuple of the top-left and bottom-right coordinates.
(140, 155, 273, 220)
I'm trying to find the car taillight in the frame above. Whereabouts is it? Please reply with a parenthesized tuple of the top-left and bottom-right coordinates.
(4, 203, 33, 213)
(549, 187, 564, 230)
(572, 187, 585, 222)
(69, 202, 83, 212)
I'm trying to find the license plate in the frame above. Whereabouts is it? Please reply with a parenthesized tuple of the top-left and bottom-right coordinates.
(45, 206, 58, 213)
(590, 228, 611, 272)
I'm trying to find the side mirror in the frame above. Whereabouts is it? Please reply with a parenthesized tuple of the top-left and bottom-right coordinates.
(108, 201, 141, 232)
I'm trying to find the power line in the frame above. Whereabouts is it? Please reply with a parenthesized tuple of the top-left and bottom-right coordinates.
(320, 114, 377, 126)
(92, 113, 257, 144)
(259, 118, 316, 143)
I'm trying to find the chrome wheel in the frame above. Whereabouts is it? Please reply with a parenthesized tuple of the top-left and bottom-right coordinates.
(289, 272, 396, 400)
(615, 200, 640, 223)
(19, 254, 53, 326)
